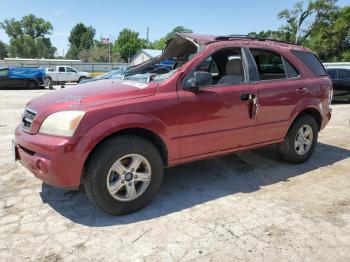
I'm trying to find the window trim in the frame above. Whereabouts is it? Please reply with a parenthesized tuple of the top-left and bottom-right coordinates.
(248, 48, 301, 83)
(182, 46, 249, 90)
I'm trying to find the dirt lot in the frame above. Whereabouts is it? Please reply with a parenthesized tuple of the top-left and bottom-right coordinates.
(0, 87, 349, 262)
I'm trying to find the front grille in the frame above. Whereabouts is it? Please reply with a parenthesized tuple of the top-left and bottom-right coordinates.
(22, 107, 37, 131)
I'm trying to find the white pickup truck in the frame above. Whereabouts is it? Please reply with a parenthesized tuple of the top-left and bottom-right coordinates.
(44, 66, 90, 86)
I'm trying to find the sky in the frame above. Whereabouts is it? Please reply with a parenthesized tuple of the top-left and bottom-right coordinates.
(0, 0, 349, 56)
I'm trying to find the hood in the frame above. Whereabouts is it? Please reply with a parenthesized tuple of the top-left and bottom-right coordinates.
(27, 79, 158, 114)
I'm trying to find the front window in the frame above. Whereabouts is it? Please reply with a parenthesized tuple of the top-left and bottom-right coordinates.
(183, 48, 245, 88)
(66, 67, 77, 73)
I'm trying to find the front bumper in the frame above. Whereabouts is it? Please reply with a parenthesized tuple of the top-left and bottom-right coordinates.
(14, 126, 85, 189)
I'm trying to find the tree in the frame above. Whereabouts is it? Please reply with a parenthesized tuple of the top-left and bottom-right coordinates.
(113, 28, 146, 62)
(0, 14, 56, 58)
(248, 30, 294, 42)
(66, 23, 96, 59)
(306, 6, 350, 61)
(278, 0, 338, 44)
(78, 43, 121, 63)
(0, 40, 8, 59)
(149, 26, 193, 49)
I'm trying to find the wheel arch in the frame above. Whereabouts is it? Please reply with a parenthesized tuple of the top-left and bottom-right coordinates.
(79, 113, 171, 185)
(288, 106, 322, 134)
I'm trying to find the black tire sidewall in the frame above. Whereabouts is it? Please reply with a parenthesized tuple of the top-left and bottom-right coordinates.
(85, 136, 163, 215)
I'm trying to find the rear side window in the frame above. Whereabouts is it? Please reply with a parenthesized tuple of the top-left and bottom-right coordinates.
(283, 59, 299, 78)
(250, 50, 299, 81)
(58, 67, 65, 72)
(251, 50, 287, 80)
(338, 69, 350, 79)
(292, 50, 327, 76)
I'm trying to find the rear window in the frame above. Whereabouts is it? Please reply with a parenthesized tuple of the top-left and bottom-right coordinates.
(292, 50, 327, 76)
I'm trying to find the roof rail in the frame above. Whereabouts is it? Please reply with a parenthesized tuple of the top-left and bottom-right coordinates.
(214, 35, 299, 46)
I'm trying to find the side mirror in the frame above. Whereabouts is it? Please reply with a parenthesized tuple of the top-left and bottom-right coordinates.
(183, 71, 213, 90)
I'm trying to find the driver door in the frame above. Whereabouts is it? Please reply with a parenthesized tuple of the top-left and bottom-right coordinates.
(177, 47, 256, 159)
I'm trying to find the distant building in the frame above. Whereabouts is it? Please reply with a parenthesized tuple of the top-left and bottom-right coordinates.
(130, 49, 162, 65)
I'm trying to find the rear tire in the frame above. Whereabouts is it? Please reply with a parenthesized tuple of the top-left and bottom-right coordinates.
(277, 114, 318, 164)
(44, 77, 52, 87)
(84, 135, 163, 215)
(78, 77, 87, 83)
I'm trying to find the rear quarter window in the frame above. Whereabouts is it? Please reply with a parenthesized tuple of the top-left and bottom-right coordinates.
(291, 50, 327, 76)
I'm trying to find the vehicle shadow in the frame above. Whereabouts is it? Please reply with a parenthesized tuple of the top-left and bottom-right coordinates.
(40, 142, 350, 227)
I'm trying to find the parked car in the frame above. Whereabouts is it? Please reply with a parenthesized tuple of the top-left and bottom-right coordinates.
(79, 66, 132, 84)
(44, 66, 90, 86)
(326, 68, 350, 101)
(0, 67, 44, 89)
(14, 33, 332, 215)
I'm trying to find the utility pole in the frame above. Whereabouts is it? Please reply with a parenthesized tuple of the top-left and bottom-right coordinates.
(108, 42, 111, 63)
(146, 27, 149, 46)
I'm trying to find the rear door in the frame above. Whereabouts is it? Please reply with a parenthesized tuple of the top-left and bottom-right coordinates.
(247, 49, 303, 143)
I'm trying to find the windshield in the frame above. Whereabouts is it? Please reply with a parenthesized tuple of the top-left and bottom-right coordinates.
(120, 34, 199, 83)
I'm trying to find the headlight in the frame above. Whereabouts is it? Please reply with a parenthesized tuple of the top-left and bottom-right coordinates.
(39, 111, 85, 137)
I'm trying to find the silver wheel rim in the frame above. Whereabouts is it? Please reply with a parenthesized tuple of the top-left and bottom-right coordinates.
(106, 154, 152, 202)
(294, 125, 313, 155)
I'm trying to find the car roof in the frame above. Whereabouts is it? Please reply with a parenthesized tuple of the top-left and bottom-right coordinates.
(178, 33, 309, 52)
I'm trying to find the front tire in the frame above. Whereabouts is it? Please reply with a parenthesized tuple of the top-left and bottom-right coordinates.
(84, 135, 163, 215)
(278, 114, 318, 164)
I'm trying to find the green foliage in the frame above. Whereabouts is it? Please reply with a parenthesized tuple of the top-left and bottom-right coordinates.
(66, 23, 96, 59)
(277, 0, 338, 44)
(113, 28, 146, 62)
(249, 1, 349, 61)
(78, 44, 121, 63)
(248, 30, 294, 42)
(0, 40, 8, 59)
(306, 6, 350, 61)
(149, 26, 193, 50)
(0, 14, 56, 58)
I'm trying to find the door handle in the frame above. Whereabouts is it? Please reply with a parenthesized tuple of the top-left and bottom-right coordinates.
(240, 93, 255, 101)
(296, 87, 308, 93)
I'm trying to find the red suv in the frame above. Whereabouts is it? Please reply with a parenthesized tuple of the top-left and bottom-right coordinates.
(14, 34, 332, 215)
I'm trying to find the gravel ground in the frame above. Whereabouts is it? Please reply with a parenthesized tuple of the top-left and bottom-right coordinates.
(0, 87, 350, 262)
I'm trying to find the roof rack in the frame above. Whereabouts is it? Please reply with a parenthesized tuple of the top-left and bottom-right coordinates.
(214, 35, 299, 46)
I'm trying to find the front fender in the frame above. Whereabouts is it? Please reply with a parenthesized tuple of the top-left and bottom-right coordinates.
(75, 113, 175, 168)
